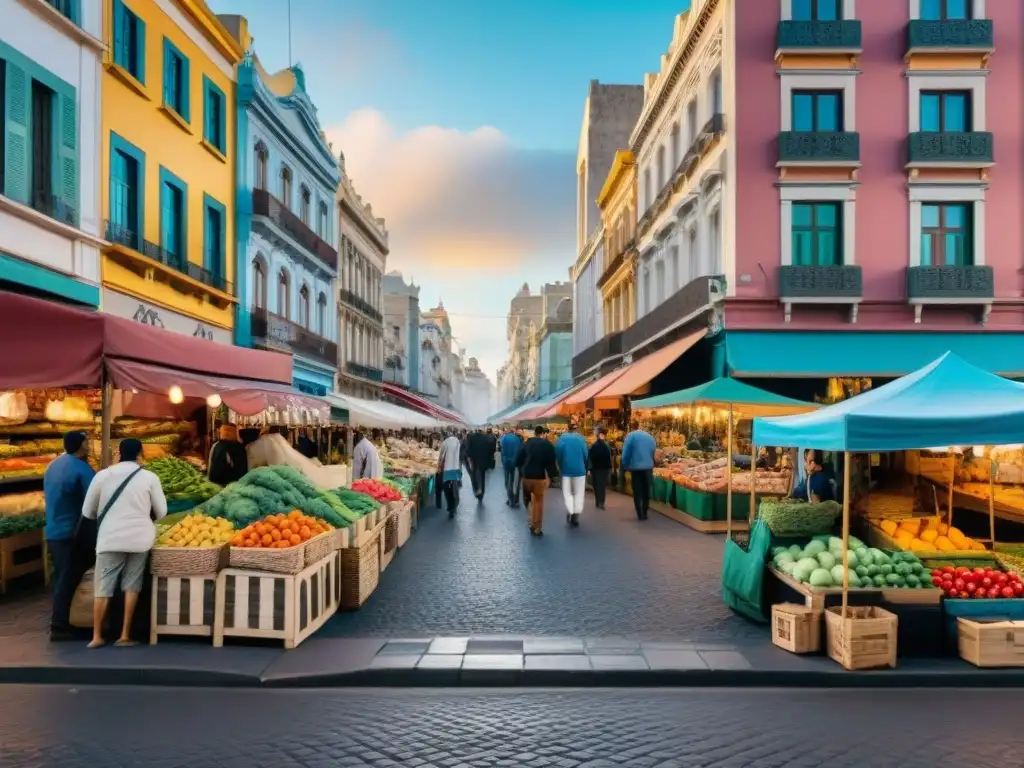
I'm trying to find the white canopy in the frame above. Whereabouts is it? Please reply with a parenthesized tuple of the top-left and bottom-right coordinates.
(327, 393, 445, 430)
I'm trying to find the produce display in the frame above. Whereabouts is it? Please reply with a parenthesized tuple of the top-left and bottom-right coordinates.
(155, 512, 235, 548)
(334, 488, 381, 516)
(931, 564, 1024, 599)
(772, 535, 936, 590)
(230, 511, 331, 549)
(0, 514, 44, 538)
(655, 455, 791, 495)
(199, 465, 358, 529)
(758, 499, 841, 537)
(351, 478, 403, 503)
(147, 456, 221, 502)
(875, 517, 987, 554)
(382, 475, 414, 498)
(382, 438, 438, 476)
(0, 491, 45, 517)
(0, 456, 55, 481)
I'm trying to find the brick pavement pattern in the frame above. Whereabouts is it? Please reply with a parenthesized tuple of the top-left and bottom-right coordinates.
(325, 468, 760, 642)
(0, 686, 1018, 767)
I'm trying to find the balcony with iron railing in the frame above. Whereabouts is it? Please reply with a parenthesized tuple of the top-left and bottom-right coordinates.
(346, 361, 384, 382)
(105, 221, 232, 295)
(776, 19, 862, 53)
(907, 19, 993, 54)
(249, 305, 338, 369)
(906, 131, 993, 167)
(779, 265, 863, 323)
(30, 191, 77, 227)
(906, 265, 994, 325)
(251, 188, 337, 271)
(778, 131, 860, 165)
(339, 287, 383, 322)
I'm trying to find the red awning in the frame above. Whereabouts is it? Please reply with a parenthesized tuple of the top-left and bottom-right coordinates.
(0, 292, 104, 388)
(596, 329, 705, 399)
(381, 383, 464, 423)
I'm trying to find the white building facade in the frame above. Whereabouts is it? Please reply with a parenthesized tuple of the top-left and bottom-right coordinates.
(0, 0, 105, 308)
(337, 154, 388, 400)
(632, 3, 729, 333)
(572, 231, 603, 357)
(461, 358, 496, 426)
(382, 271, 420, 390)
(237, 55, 340, 396)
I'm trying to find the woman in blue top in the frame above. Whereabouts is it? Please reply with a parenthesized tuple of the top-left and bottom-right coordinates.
(791, 449, 832, 503)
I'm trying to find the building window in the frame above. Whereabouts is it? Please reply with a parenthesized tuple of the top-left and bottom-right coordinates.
(159, 168, 186, 264)
(203, 194, 226, 280)
(687, 99, 698, 146)
(162, 39, 189, 121)
(792, 202, 842, 266)
(655, 145, 666, 192)
(920, 91, 970, 132)
(299, 186, 311, 224)
(253, 259, 267, 309)
(709, 69, 722, 116)
(46, 0, 79, 23)
(317, 201, 328, 238)
(921, 0, 971, 20)
(669, 123, 680, 170)
(643, 168, 651, 209)
(792, 0, 841, 20)
(921, 203, 972, 266)
(298, 285, 310, 328)
(278, 269, 290, 316)
(30, 80, 54, 214)
(202, 76, 226, 154)
(792, 90, 843, 131)
(112, 0, 146, 83)
(280, 165, 292, 207)
(254, 141, 268, 189)
(109, 134, 143, 244)
(317, 292, 327, 335)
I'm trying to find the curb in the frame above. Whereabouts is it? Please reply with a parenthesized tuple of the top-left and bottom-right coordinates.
(4, 665, 1024, 689)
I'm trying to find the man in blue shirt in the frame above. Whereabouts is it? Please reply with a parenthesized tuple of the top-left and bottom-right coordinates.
(555, 422, 590, 527)
(498, 427, 523, 507)
(621, 420, 657, 521)
(43, 431, 95, 640)
(791, 449, 833, 503)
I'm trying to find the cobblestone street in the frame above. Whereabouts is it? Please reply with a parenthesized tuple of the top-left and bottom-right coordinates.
(0, 685, 1017, 767)
(325, 469, 758, 642)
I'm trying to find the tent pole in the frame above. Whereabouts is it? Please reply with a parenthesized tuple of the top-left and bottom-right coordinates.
(726, 404, 733, 540)
(989, 452, 996, 546)
(948, 457, 955, 528)
(748, 439, 756, 526)
(841, 451, 852, 615)
(100, 371, 113, 469)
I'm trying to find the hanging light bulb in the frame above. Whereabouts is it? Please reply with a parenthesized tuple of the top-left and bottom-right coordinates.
(168, 385, 184, 405)
(206, 394, 222, 409)
(973, 446, 986, 457)
(672, 408, 682, 419)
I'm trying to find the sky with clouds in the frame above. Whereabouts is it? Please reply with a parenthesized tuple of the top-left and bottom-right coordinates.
(214, 0, 689, 381)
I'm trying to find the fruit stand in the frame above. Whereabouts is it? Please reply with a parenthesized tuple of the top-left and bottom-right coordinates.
(746, 352, 1024, 670)
(632, 378, 818, 534)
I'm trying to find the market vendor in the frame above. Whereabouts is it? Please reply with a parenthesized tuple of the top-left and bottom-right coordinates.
(207, 424, 248, 486)
(352, 429, 384, 480)
(790, 449, 833, 503)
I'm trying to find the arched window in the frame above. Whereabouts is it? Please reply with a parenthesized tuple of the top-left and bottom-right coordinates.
(669, 123, 680, 171)
(656, 145, 666, 192)
(300, 186, 311, 225)
(280, 166, 293, 208)
(254, 142, 268, 190)
(298, 284, 310, 328)
(277, 269, 290, 317)
(318, 201, 328, 238)
(252, 258, 267, 309)
(317, 292, 327, 335)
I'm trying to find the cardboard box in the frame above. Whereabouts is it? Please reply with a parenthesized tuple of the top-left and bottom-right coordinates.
(772, 602, 821, 654)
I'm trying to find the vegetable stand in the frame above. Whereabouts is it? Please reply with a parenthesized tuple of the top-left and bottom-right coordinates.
(749, 352, 1024, 670)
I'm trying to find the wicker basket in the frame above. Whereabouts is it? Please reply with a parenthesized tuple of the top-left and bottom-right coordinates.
(228, 543, 305, 575)
(304, 531, 335, 566)
(339, 528, 380, 609)
(331, 526, 352, 550)
(151, 544, 226, 577)
(383, 510, 398, 554)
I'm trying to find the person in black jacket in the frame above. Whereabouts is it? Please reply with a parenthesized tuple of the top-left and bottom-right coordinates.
(516, 425, 559, 536)
(485, 427, 498, 472)
(465, 429, 491, 500)
(208, 424, 248, 486)
(588, 426, 613, 510)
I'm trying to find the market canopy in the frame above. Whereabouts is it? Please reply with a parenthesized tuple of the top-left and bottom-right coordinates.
(752, 352, 1024, 452)
(327, 393, 442, 429)
(632, 377, 818, 417)
(381, 382, 464, 424)
(596, 329, 705, 399)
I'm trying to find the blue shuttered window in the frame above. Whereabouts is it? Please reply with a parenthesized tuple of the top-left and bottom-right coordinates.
(202, 76, 226, 154)
(112, 0, 146, 84)
(162, 38, 189, 121)
(3, 60, 29, 205)
(109, 133, 144, 247)
(792, 202, 842, 266)
(56, 90, 77, 224)
(203, 194, 226, 282)
(159, 167, 187, 267)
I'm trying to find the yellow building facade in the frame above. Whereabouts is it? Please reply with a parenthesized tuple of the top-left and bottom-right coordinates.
(597, 150, 638, 336)
(100, 0, 242, 341)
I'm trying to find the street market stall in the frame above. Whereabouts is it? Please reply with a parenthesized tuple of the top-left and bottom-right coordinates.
(632, 378, 817, 533)
(735, 352, 1024, 669)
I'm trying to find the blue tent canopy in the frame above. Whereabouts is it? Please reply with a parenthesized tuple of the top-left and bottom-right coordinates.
(752, 352, 1024, 452)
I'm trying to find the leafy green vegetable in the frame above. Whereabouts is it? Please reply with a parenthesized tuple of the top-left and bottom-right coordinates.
(0, 514, 44, 538)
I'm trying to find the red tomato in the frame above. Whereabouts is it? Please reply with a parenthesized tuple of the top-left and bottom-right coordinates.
(1002, 586, 1015, 598)
(1013, 582, 1024, 596)
(962, 582, 975, 594)
(982, 577, 993, 589)
(996, 573, 1009, 586)
(953, 578, 965, 591)
(975, 589, 989, 598)
(948, 589, 960, 598)
(956, 566, 970, 576)
(988, 587, 1001, 599)
(931, 576, 944, 587)
(944, 566, 956, 574)
(974, 567, 987, 576)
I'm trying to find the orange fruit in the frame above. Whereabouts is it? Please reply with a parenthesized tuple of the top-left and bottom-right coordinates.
(299, 525, 310, 539)
(289, 533, 301, 545)
(230, 535, 244, 547)
(289, 510, 301, 520)
(261, 533, 273, 547)
(270, 528, 282, 542)
(255, 523, 267, 536)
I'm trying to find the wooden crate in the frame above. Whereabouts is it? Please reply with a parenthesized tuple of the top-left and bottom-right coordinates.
(212, 550, 341, 649)
(825, 605, 898, 670)
(958, 618, 1024, 667)
(0, 529, 45, 594)
(150, 574, 218, 643)
(339, 526, 381, 610)
(772, 603, 821, 654)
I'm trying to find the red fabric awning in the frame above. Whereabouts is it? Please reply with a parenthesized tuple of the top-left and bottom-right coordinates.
(0, 292, 104, 388)
(105, 359, 327, 418)
(381, 383, 464, 423)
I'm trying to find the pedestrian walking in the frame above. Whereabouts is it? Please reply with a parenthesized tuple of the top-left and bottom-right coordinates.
(498, 426, 523, 507)
(80, 438, 167, 648)
(621, 420, 657, 521)
(437, 429, 464, 517)
(485, 427, 498, 472)
(588, 426, 613, 510)
(516, 425, 559, 537)
(43, 431, 95, 641)
(466, 429, 491, 501)
(555, 422, 589, 527)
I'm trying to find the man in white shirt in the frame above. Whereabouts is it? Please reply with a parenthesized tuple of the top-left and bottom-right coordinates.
(81, 438, 167, 648)
(352, 429, 383, 480)
(437, 429, 464, 517)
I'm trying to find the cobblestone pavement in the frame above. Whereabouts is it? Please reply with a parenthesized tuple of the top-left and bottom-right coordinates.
(0, 686, 1018, 767)
(325, 469, 759, 642)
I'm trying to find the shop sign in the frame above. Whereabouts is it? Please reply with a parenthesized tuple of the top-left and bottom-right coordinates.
(102, 289, 231, 345)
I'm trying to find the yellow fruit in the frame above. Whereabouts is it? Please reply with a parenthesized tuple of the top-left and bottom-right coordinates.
(938, 523, 949, 536)
(971, 540, 987, 551)
(898, 519, 921, 536)
(909, 539, 930, 552)
(880, 520, 898, 536)
(923, 516, 941, 529)
(919, 529, 938, 543)
(934, 536, 955, 552)
(948, 527, 968, 547)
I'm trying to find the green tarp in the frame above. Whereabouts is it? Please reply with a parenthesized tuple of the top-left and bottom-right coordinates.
(633, 377, 812, 412)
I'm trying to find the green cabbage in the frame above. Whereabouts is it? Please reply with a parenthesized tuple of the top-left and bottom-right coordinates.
(816, 551, 836, 570)
(809, 568, 833, 587)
